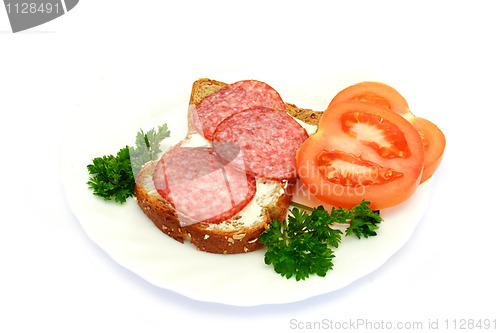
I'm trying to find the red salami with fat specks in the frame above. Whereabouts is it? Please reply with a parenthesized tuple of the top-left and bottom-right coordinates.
(192, 80, 287, 140)
(212, 107, 309, 181)
(152, 147, 257, 225)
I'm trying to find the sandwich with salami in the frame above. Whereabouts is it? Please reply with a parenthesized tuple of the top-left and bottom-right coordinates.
(134, 78, 322, 254)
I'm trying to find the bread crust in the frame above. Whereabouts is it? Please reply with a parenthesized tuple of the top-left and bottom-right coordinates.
(135, 78, 322, 254)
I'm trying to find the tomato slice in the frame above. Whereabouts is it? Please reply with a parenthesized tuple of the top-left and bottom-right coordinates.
(410, 117, 446, 183)
(296, 100, 424, 210)
(329, 81, 445, 183)
(328, 81, 412, 118)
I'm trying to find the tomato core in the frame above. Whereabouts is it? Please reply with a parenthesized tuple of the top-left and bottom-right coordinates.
(341, 111, 411, 159)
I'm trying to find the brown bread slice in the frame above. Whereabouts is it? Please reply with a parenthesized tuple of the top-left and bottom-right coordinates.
(135, 78, 322, 254)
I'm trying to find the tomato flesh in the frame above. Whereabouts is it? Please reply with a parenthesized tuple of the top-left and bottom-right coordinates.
(410, 116, 446, 183)
(317, 151, 403, 186)
(296, 100, 424, 210)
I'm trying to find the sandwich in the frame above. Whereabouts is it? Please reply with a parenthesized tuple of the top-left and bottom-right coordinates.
(134, 78, 322, 254)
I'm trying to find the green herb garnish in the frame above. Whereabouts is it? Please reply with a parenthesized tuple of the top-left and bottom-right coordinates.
(260, 200, 382, 281)
(129, 123, 171, 173)
(87, 123, 170, 203)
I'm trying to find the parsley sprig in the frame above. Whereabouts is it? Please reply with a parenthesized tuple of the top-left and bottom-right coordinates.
(87, 123, 170, 203)
(87, 147, 135, 204)
(260, 200, 382, 281)
(130, 124, 171, 173)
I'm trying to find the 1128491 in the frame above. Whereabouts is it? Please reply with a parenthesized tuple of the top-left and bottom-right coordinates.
(444, 318, 497, 330)
(5, 2, 61, 14)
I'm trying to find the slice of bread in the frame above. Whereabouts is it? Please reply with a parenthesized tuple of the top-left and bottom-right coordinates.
(135, 78, 322, 254)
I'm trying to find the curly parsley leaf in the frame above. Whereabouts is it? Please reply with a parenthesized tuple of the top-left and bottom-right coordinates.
(87, 123, 170, 204)
(87, 147, 135, 203)
(260, 200, 382, 281)
(261, 216, 338, 281)
(344, 201, 382, 239)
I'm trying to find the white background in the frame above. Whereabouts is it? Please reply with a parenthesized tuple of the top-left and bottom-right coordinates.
(1, 1, 499, 332)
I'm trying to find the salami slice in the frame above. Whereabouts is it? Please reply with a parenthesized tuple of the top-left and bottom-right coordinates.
(192, 80, 287, 140)
(212, 107, 309, 181)
(152, 147, 256, 225)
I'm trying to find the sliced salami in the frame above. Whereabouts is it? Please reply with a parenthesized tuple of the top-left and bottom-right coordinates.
(152, 147, 256, 225)
(212, 107, 309, 181)
(192, 80, 287, 140)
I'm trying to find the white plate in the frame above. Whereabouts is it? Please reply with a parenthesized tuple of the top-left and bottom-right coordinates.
(60, 61, 433, 306)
